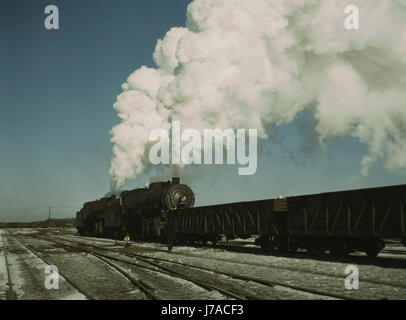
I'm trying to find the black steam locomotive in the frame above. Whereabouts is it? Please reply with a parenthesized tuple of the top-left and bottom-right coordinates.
(75, 177, 195, 240)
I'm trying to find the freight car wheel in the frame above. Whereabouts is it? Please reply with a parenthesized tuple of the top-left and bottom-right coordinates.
(277, 243, 289, 253)
(261, 242, 274, 253)
(309, 243, 325, 255)
(365, 240, 384, 258)
(330, 242, 350, 257)
(288, 242, 298, 252)
(365, 248, 380, 258)
(306, 247, 318, 255)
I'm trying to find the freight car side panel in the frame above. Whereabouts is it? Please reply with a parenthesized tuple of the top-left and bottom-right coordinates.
(171, 199, 282, 235)
(287, 184, 406, 239)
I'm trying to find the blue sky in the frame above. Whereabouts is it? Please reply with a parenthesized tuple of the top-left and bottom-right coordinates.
(0, 0, 404, 222)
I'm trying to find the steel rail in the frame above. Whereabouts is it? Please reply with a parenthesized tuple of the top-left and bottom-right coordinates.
(89, 251, 160, 300)
(48, 235, 356, 300)
(2, 234, 16, 300)
(32, 235, 247, 300)
(12, 237, 97, 300)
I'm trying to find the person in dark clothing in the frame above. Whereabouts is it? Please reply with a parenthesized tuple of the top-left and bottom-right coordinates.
(166, 213, 176, 252)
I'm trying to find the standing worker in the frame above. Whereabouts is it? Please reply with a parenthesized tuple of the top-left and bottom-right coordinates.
(166, 213, 176, 252)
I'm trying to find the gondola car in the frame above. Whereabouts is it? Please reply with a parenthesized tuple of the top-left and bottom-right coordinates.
(167, 184, 406, 257)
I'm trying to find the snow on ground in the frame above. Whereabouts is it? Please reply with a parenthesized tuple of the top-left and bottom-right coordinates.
(146, 247, 406, 299)
(0, 231, 88, 300)
(126, 262, 229, 300)
(61, 292, 88, 300)
(11, 228, 41, 235)
(65, 235, 406, 299)
(0, 230, 27, 300)
(0, 230, 8, 299)
(5, 229, 406, 299)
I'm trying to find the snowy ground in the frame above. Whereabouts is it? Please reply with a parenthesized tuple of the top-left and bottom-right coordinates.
(110, 241, 406, 299)
(0, 229, 89, 300)
(0, 231, 8, 299)
(1, 228, 406, 300)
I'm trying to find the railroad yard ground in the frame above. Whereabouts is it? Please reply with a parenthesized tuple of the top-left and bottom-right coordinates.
(1, 227, 406, 300)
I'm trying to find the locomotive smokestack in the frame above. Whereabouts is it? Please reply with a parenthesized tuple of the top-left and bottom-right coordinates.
(172, 177, 180, 185)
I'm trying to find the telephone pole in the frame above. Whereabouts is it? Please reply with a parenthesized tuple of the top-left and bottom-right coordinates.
(48, 206, 51, 228)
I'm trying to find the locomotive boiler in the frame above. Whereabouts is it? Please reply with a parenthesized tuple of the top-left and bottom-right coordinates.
(120, 177, 195, 240)
(75, 177, 195, 240)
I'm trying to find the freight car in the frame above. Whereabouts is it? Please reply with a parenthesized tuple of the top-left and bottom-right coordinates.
(167, 184, 406, 257)
(75, 177, 195, 240)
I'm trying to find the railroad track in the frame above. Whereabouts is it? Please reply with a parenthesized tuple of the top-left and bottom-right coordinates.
(11, 236, 97, 300)
(59, 233, 406, 290)
(22, 231, 406, 299)
(174, 239, 406, 260)
(55, 231, 406, 259)
(380, 249, 406, 255)
(39, 234, 361, 300)
(69, 234, 406, 293)
(11, 234, 160, 300)
(26, 234, 248, 300)
(87, 252, 160, 300)
(1, 234, 16, 300)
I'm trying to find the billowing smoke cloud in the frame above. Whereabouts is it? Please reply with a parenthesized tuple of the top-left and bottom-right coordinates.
(110, 0, 406, 192)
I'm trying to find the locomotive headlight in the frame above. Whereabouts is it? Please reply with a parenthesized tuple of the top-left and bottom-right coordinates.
(181, 196, 187, 202)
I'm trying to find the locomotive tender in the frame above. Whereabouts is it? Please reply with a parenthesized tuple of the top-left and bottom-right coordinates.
(76, 180, 406, 257)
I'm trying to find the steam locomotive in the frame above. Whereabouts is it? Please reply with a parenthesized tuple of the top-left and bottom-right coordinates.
(75, 177, 195, 240)
(76, 179, 406, 257)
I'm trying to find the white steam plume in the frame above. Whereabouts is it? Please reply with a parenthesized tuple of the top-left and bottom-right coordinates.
(110, 0, 406, 192)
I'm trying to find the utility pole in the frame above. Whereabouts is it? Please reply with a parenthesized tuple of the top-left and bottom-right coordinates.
(48, 206, 51, 228)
